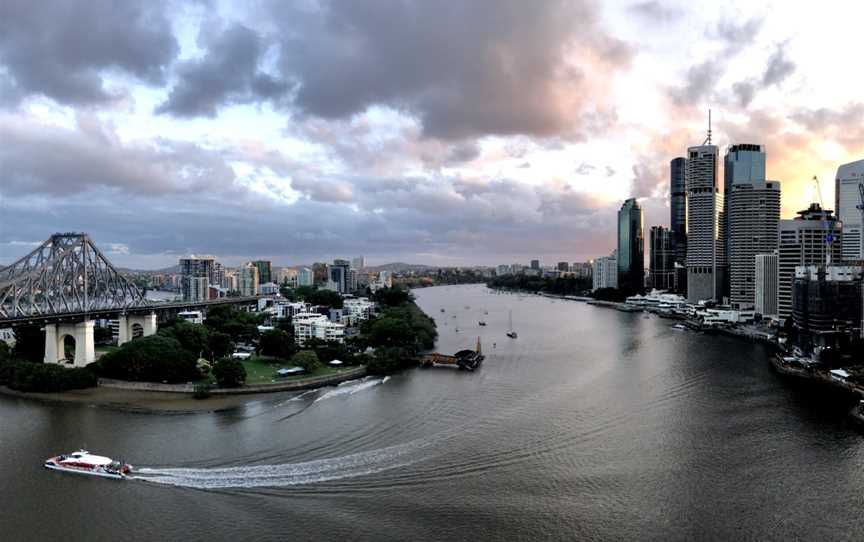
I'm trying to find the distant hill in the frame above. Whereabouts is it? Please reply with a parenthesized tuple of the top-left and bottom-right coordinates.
(117, 264, 180, 274)
(366, 262, 437, 273)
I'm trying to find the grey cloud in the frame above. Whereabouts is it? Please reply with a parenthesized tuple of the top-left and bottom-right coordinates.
(0, 113, 237, 197)
(157, 23, 289, 117)
(732, 80, 756, 107)
(273, 0, 631, 140)
(0, 0, 177, 106)
(630, 163, 663, 198)
(576, 163, 596, 175)
(791, 103, 864, 150)
(671, 60, 723, 106)
(629, 1, 684, 23)
(712, 17, 763, 54)
(605, 166, 616, 177)
(762, 46, 795, 86)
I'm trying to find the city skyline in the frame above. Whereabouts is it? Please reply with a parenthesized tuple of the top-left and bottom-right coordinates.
(2, 1, 864, 269)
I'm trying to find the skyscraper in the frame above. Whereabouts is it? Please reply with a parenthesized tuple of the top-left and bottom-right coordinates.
(835, 159, 864, 262)
(777, 203, 842, 320)
(592, 251, 618, 291)
(557, 262, 569, 272)
(685, 143, 724, 303)
(649, 226, 675, 290)
(252, 261, 272, 285)
(617, 198, 644, 292)
(351, 256, 366, 270)
(723, 144, 767, 297)
(728, 180, 781, 308)
(670, 157, 687, 294)
(754, 253, 779, 317)
(239, 263, 260, 296)
(530, 259, 540, 270)
(179, 256, 215, 302)
(330, 259, 351, 293)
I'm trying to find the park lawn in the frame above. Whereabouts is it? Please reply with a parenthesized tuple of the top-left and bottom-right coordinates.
(240, 356, 348, 385)
(95, 345, 119, 353)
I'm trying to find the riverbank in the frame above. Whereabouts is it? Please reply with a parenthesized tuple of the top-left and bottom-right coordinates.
(769, 354, 864, 425)
(0, 366, 367, 413)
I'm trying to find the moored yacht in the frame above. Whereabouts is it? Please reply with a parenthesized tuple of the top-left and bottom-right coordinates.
(44, 450, 132, 480)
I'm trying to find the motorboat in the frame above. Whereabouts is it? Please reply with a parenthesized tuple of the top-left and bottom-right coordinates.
(671, 323, 688, 331)
(44, 450, 132, 480)
(478, 321, 487, 326)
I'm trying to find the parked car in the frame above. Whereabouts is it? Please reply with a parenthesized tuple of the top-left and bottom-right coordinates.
(231, 352, 252, 360)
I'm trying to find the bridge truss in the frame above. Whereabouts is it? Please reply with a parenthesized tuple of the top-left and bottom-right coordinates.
(0, 233, 149, 320)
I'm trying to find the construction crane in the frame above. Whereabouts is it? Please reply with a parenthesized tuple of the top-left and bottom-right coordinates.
(813, 175, 834, 267)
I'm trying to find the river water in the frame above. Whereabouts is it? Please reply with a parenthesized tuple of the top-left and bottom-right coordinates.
(1, 285, 863, 541)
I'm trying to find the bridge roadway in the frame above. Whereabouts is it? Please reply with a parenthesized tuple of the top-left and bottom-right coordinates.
(0, 296, 261, 328)
(0, 296, 262, 369)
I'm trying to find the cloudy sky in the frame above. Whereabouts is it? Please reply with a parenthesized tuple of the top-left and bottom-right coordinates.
(1, 0, 862, 269)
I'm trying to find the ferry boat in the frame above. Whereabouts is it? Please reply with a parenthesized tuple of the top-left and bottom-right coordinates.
(44, 450, 132, 480)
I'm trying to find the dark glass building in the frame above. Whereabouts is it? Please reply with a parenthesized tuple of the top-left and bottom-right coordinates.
(252, 260, 272, 285)
(617, 198, 644, 293)
(670, 157, 687, 292)
(649, 226, 676, 290)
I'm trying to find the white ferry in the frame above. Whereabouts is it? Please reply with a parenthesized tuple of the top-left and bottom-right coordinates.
(44, 450, 132, 480)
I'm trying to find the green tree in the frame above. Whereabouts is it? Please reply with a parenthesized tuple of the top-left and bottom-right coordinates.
(367, 346, 414, 375)
(12, 325, 45, 363)
(367, 316, 415, 349)
(212, 358, 247, 388)
(208, 331, 234, 360)
(158, 320, 210, 357)
(96, 335, 198, 383)
(258, 329, 295, 359)
(290, 350, 321, 372)
(372, 287, 412, 307)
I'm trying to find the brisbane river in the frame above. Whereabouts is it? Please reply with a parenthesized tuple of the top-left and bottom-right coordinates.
(2, 284, 864, 541)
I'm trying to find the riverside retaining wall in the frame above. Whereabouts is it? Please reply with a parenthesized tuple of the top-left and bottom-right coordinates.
(98, 366, 367, 395)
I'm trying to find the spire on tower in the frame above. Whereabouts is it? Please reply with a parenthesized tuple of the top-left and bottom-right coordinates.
(703, 109, 712, 145)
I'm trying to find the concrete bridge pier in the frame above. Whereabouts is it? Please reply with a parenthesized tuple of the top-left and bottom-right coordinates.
(44, 320, 96, 368)
(117, 312, 157, 346)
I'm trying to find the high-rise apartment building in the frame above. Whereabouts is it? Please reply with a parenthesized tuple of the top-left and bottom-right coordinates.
(297, 267, 314, 287)
(530, 259, 540, 270)
(252, 261, 272, 285)
(754, 252, 779, 317)
(351, 256, 366, 270)
(649, 226, 675, 290)
(239, 263, 260, 297)
(592, 251, 618, 291)
(777, 204, 842, 320)
(557, 262, 569, 272)
(179, 256, 215, 302)
(685, 144, 724, 303)
(728, 180, 781, 308)
(617, 198, 644, 292)
(835, 159, 864, 262)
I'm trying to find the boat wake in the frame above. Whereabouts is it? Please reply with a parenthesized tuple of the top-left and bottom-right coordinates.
(134, 438, 422, 489)
(313, 376, 388, 403)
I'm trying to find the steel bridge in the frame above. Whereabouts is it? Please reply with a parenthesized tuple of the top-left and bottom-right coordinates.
(0, 233, 259, 367)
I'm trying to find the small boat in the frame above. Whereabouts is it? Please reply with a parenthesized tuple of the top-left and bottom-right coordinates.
(478, 321, 487, 326)
(44, 450, 132, 480)
(506, 310, 518, 339)
(440, 308, 445, 313)
(671, 324, 688, 331)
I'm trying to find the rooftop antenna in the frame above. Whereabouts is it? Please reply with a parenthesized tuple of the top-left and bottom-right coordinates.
(703, 109, 712, 145)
